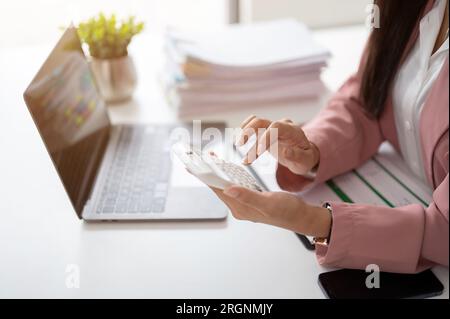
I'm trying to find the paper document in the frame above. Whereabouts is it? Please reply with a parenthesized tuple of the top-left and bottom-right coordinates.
(163, 19, 329, 116)
(167, 19, 330, 67)
(240, 142, 433, 244)
(246, 142, 432, 207)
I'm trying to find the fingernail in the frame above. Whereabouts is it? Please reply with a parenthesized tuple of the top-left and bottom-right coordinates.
(257, 144, 264, 155)
(242, 155, 255, 165)
(224, 188, 239, 198)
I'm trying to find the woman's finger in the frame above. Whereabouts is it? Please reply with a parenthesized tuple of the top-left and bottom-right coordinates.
(242, 126, 268, 164)
(226, 198, 262, 221)
(223, 186, 274, 213)
(255, 120, 290, 156)
(210, 187, 229, 202)
(236, 117, 271, 146)
(210, 187, 262, 221)
(239, 114, 256, 128)
(243, 120, 289, 164)
(280, 147, 316, 175)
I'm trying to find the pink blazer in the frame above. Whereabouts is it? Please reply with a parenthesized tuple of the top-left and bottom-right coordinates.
(277, 0, 449, 273)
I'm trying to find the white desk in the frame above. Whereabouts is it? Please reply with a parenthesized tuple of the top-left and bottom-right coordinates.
(0, 25, 448, 298)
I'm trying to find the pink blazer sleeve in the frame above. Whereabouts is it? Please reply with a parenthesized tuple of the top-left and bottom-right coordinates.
(303, 75, 384, 183)
(275, 50, 449, 273)
(317, 175, 449, 273)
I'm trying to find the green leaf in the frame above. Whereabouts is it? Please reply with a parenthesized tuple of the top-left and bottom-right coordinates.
(76, 12, 144, 59)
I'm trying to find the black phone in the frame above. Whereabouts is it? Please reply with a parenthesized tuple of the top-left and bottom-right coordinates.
(296, 232, 315, 250)
(318, 268, 444, 299)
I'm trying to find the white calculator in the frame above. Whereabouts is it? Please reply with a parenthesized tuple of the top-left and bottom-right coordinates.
(172, 142, 263, 192)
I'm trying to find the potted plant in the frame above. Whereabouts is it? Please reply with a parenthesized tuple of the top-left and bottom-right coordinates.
(77, 13, 144, 103)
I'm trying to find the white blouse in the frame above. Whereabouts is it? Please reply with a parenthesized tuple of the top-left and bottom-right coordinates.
(392, 0, 449, 184)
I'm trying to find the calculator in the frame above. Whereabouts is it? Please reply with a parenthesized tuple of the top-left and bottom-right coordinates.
(172, 142, 263, 192)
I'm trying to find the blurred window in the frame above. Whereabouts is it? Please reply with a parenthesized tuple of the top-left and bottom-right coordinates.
(0, 0, 231, 47)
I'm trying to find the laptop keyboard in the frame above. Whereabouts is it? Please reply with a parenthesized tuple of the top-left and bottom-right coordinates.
(96, 126, 172, 214)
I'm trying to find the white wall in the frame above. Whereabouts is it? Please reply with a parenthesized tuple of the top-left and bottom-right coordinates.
(0, 0, 230, 48)
(1, 0, 371, 48)
(239, 0, 370, 28)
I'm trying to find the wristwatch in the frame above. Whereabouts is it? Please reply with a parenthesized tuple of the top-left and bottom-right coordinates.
(312, 202, 333, 246)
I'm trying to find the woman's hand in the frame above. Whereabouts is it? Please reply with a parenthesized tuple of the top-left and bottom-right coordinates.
(212, 185, 332, 238)
(236, 115, 320, 176)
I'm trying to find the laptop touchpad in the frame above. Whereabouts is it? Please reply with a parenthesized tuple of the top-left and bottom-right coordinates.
(170, 153, 205, 187)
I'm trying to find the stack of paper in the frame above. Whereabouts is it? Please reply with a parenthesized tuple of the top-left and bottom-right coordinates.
(162, 19, 330, 117)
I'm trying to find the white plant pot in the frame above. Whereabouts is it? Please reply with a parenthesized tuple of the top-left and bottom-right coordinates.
(90, 55, 137, 104)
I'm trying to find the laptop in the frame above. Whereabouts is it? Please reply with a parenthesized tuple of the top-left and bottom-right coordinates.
(23, 27, 227, 221)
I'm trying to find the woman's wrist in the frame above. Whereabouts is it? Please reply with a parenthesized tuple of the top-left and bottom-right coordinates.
(304, 204, 332, 238)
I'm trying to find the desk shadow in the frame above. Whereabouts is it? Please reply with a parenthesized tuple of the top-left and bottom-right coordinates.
(81, 217, 229, 232)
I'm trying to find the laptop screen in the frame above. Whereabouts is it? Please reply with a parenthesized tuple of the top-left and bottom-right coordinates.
(23, 27, 111, 217)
